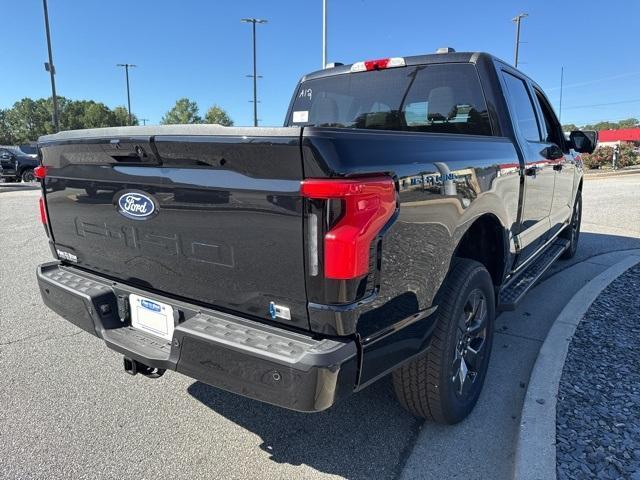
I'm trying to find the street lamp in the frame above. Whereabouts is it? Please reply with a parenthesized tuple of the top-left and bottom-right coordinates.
(116, 63, 137, 126)
(512, 13, 528, 68)
(241, 18, 267, 127)
(322, 0, 327, 68)
(42, 0, 59, 132)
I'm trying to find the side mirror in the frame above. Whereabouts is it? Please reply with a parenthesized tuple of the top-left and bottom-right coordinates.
(570, 130, 598, 154)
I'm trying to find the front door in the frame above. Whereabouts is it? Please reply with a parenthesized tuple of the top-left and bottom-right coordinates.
(532, 87, 576, 238)
(500, 69, 555, 266)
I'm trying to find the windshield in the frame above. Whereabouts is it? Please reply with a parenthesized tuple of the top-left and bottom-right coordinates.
(18, 145, 37, 155)
(288, 63, 492, 136)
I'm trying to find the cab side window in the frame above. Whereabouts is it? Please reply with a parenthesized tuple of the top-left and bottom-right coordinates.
(501, 72, 541, 142)
(534, 89, 566, 151)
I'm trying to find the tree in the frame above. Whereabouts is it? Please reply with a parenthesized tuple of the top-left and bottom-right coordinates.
(617, 118, 639, 129)
(0, 109, 14, 144)
(161, 98, 201, 124)
(204, 105, 233, 126)
(583, 121, 619, 131)
(561, 123, 578, 132)
(113, 106, 139, 126)
(0, 96, 146, 142)
(82, 102, 116, 128)
(5, 98, 53, 143)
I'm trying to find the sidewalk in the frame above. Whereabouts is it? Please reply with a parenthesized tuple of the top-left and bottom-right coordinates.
(556, 264, 640, 479)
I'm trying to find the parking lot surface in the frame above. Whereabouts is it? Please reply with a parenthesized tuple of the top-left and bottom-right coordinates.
(1, 175, 639, 480)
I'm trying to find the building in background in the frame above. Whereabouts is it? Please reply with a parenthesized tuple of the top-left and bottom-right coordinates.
(597, 128, 640, 148)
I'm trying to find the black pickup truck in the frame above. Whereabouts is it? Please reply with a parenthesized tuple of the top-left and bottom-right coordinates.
(0, 145, 39, 182)
(36, 51, 596, 424)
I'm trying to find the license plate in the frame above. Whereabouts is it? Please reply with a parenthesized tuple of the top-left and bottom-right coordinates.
(129, 294, 175, 341)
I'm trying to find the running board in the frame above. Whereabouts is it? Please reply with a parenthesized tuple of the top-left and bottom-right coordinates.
(498, 239, 569, 311)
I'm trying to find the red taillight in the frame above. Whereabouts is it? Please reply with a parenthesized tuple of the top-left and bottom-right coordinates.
(39, 196, 48, 225)
(350, 57, 406, 72)
(301, 177, 396, 280)
(34, 165, 47, 179)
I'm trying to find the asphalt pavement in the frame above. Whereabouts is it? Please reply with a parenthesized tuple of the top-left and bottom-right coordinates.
(1, 174, 639, 480)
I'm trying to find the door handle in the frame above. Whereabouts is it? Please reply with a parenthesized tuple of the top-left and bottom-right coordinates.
(553, 164, 563, 171)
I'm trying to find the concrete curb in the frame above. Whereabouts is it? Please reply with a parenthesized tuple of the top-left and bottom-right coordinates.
(513, 254, 640, 480)
(584, 168, 640, 179)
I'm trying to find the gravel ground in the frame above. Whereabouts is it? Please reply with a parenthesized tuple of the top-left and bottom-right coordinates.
(556, 264, 640, 480)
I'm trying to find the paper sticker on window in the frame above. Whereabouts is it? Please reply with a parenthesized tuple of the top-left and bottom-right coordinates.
(293, 111, 309, 123)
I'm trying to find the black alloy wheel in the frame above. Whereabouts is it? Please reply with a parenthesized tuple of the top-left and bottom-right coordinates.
(393, 258, 495, 424)
(451, 288, 489, 398)
(21, 169, 36, 183)
(561, 190, 582, 259)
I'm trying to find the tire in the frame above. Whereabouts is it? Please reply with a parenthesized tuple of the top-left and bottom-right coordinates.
(560, 190, 582, 260)
(21, 169, 35, 183)
(392, 258, 495, 424)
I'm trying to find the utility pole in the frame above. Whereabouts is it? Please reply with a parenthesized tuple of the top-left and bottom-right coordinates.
(512, 13, 528, 68)
(116, 63, 136, 125)
(322, 0, 327, 68)
(140, 118, 149, 126)
(559, 67, 564, 123)
(42, 0, 59, 132)
(241, 18, 267, 127)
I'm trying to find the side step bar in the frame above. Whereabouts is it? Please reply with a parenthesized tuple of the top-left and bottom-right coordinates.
(498, 239, 569, 311)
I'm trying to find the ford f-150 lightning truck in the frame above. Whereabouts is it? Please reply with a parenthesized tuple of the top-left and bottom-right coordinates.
(35, 51, 596, 424)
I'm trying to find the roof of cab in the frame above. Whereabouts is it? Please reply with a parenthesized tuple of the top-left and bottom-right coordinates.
(300, 51, 502, 82)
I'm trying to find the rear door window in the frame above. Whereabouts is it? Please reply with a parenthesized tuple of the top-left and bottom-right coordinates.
(289, 63, 492, 136)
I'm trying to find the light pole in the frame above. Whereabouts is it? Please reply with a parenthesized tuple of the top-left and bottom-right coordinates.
(512, 13, 528, 68)
(241, 18, 267, 127)
(559, 67, 564, 123)
(42, 0, 59, 132)
(116, 63, 136, 126)
(322, 0, 327, 68)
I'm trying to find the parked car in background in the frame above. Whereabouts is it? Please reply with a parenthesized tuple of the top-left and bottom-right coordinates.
(0, 145, 39, 182)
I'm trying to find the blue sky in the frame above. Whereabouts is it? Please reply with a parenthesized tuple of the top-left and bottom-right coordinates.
(1, 0, 638, 127)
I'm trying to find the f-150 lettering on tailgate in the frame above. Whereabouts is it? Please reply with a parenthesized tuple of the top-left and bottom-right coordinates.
(73, 217, 234, 267)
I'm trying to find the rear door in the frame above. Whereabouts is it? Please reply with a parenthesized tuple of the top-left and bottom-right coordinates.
(500, 69, 556, 265)
(39, 128, 310, 330)
(0, 148, 16, 175)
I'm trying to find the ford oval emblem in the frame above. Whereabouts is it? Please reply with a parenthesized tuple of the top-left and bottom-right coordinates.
(117, 192, 157, 220)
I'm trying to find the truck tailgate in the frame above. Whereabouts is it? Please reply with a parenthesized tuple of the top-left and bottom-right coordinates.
(39, 126, 309, 330)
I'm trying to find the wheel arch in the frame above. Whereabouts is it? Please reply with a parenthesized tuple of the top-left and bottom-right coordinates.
(452, 213, 508, 287)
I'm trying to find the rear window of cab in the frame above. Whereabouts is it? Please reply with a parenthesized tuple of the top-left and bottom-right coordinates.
(288, 63, 492, 136)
